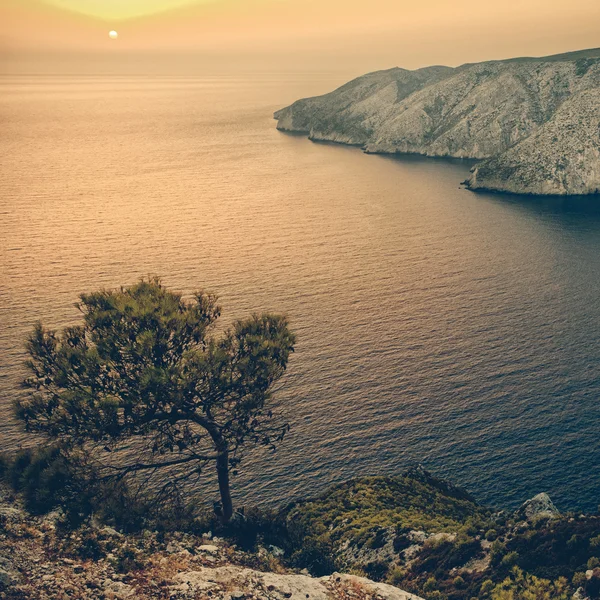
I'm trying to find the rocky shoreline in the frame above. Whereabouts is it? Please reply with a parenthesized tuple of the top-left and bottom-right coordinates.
(275, 48, 600, 196)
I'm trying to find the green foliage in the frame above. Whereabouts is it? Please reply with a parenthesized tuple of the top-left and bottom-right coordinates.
(0, 445, 92, 520)
(575, 58, 597, 76)
(283, 470, 488, 555)
(490, 540, 507, 566)
(16, 278, 296, 520)
(288, 537, 338, 577)
(588, 557, 600, 569)
(423, 577, 438, 592)
(502, 514, 600, 581)
(426, 592, 448, 600)
(480, 579, 495, 595)
(491, 567, 570, 600)
(414, 535, 482, 575)
(387, 566, 407, 586)
(500, 551, 519, 568)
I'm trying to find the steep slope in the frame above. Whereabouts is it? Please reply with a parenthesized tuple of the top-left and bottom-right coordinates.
(274, 65, 455, 146)
(467, 88, 600, 195)
(282, 469, 600, 600)
(275, 50, 600, 196)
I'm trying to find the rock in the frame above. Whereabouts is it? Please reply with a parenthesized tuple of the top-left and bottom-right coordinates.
(325, 573, 424, 600)
(171, 566, 331, 600)
(0, 568, 17, 589)
(103, 579, 135, 598)
(100, 526, 123, 538)
(166, 542, 179, 553)
(468, 89, 600, 195)
(170, 571, 220, 594)
(0, 506, 24, 523)
(268, 545, 285, 557)
(261, 570, 330, 599)
(516, 493, 560, 521)
(197, 544, 219, 554)
(275, 49, 600, 196)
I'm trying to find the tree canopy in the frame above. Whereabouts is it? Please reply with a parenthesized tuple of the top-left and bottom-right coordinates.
(17, 277, 296, 521)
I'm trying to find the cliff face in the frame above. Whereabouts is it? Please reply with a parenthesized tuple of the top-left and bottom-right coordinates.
(275, 50, 600, 196)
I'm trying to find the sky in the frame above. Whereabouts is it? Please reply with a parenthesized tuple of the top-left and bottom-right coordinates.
(1, 0, 600, 73)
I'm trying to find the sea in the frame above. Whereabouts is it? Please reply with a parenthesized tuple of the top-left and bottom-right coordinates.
(1, 71, 599, 512)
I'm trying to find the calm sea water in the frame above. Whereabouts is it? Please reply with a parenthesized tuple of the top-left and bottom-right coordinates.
(1, 73, 599, 512)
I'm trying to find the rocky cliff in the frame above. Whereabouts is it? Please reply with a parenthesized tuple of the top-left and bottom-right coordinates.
(275, 49, 600, 196)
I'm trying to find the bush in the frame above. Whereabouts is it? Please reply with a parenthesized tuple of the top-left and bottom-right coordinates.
(491, 567, 570, 600)
(480, 579, 495, 595)
(584, 570, 600, 598)
(501, 551, 519, 568)
(0, 445, 91, 519)
(423, 577, 437, 592)
(485, 529, 498, 541)
(111, 545, 146, 573)
(362, 560, 389, 581)
(490, 540, 507, 566)
(588, 557, 600, 569)
(289, 538, 337, 576)
(388, 566, 406, 586)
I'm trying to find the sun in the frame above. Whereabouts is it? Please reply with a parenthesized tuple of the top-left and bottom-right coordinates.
(108, 30, 118, 40)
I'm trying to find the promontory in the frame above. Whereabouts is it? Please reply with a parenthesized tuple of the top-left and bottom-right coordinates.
(275, 48, 600, 196)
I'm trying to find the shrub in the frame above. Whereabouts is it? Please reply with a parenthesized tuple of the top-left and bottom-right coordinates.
(423, 577, 437, 592)
(588, 557, 600, 569)
(0, 445, 91, 519)
(485, 529, 498, 541)
(500, 551, 519, 568)
(388, 566, 406, 586)
(584, 570, 600, 598)
(363, 560, 390, 581)
(426, 592, 447, 600)
(480, 579, 495, 595)
(489, 540, 507, 566)
(289, 538, 337, 577)
(491, 567, 570, 600)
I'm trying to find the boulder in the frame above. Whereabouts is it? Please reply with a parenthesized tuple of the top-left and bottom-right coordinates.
(516, 493, 560, 521)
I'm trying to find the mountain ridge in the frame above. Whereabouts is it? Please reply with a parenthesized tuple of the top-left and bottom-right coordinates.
(275, 47, 600, 196)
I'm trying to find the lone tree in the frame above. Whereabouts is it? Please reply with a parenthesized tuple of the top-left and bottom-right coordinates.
(17, 278, 295, 522)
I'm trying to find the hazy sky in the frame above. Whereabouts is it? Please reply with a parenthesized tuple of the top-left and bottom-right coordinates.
(2, 0, 600, 73)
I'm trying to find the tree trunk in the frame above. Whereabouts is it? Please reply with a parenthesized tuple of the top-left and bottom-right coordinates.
(216, 444, 233, 522)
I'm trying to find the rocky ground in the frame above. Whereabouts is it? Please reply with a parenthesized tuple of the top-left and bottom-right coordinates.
(0, 486, 422, 600)
(2, 470, 600, 599)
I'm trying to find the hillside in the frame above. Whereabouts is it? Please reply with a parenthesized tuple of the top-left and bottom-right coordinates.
(0, 483, 423, 600)
(281, 468, 600, 599)
(2, 466, 600, 599)
(274, 48, 600, 196)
